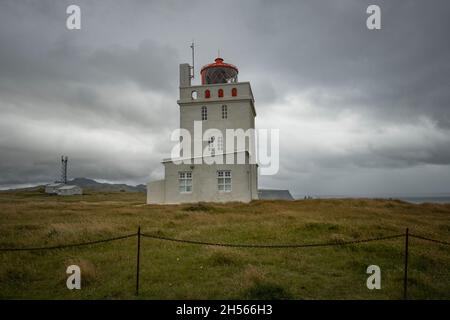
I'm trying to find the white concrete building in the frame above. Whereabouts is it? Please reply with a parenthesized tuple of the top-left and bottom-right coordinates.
(147, 57, 259, 204)
(45, 182, 64, 194)
(56, 185, 83, 196)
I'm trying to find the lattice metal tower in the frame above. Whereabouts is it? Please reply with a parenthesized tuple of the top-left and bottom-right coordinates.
(61, 156, 68, 184)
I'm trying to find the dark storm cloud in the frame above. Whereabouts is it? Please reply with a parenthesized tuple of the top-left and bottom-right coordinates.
(0, 34, 179, 128)
(0, 0, 182, 186)
(242, 0, 450, 127)
(0, 0, 449, 195)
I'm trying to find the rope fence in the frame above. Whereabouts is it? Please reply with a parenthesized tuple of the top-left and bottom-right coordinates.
(140, 233, 405, 248)
(0, 232, 412, 251)
(0, 227, 449, 299)
(0, 233, 137, 252)
(409, 234, 450, 246)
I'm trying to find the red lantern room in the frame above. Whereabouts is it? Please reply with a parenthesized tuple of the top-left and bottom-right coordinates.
(200, 57, 239, 85)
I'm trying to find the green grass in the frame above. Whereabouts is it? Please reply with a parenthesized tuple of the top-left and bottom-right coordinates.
(0, 189, 449, 299)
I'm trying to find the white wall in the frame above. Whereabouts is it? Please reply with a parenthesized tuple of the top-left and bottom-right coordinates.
(147, 180, 165, 204)
(163, 161, 256, 203)
(178, 82, 256, 163)
(56, 186, 82, 195)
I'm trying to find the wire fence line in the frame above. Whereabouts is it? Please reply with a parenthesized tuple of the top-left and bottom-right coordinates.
(409, 234, 450, 246)
(0, 228, 449, 299)
(0, 231, 448, 252)
(0, 233, 137, 252)
(140, 233, 406, 248)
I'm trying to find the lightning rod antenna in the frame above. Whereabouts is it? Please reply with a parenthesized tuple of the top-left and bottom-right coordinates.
(190, 41, 195, 79)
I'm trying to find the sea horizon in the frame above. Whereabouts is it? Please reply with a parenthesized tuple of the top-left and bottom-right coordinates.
(293, 194, 450, 204)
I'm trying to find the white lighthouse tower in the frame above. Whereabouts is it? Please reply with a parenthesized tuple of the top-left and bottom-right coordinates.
(147, 55, 258, 204)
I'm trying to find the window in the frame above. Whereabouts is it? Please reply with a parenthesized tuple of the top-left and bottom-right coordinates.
(217, 136, 223, 152)
(191, 90, 198, 99)
(221, 105, 228, 119)
(208, 136, 215, 156)
(231, 88, 237, 97)
(205, 89, 210, 99)
(217, 170, 231, 192)
(178, 171, 192, 193)
(218, 88, 224, 98)
(179, 136, 184, 157)
(201, 106, 207, 120)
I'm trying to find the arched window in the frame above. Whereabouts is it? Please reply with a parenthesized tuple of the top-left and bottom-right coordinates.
(231, 88, 237, 97)
(218, 88, 224, 98)
(201, 106, 207, 120)
(205, 89, 210, 99)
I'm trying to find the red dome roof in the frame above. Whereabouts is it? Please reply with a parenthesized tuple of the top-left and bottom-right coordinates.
(201, 57, 239, 73)
(200, 57, 239, 85)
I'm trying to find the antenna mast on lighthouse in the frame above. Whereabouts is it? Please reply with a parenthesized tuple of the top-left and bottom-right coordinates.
(190, 41, 195, 79)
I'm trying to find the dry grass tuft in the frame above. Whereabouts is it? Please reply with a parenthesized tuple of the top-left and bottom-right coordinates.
(207, 248, 242, 266)
(241, 265, 266, 286)
(183, 202, 213, 212)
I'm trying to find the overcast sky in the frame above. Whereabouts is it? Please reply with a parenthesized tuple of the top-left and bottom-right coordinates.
(1, 0, 449, 196)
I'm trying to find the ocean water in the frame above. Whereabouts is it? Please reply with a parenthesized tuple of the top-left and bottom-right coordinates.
(294, 195, 450, 204)
(394, 196, 450, 204)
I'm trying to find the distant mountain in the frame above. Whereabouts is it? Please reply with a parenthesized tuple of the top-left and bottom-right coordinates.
(67, 178, 146, 193)
(0, 178, 146, 193)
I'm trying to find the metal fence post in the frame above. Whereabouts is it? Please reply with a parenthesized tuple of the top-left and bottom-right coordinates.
(403, 228, 409, 300)
(136, 226, 141, 296)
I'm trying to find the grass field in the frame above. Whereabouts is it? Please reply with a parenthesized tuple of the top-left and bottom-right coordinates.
(0, 189, 449, 300)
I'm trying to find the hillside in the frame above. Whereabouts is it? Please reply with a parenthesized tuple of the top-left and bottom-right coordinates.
(0, 190, 449, 299)
(67, 178, 146, 193)
(0, 178, 146, 193)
